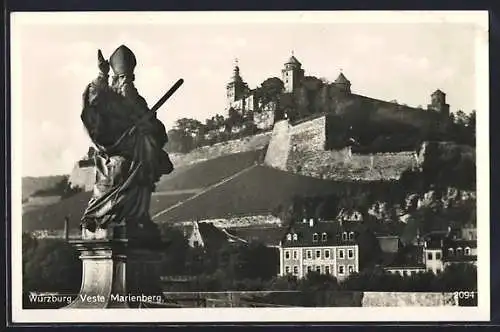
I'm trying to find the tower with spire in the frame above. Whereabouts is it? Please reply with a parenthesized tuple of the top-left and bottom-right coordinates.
(226, 58, 248, 106)
(281, 51, 305, 93)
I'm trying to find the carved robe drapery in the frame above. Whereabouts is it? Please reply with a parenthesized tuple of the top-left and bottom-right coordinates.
(80, 74, 173, 232)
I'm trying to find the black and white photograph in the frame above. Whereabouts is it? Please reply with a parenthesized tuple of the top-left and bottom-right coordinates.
(11, 11, 489, 323)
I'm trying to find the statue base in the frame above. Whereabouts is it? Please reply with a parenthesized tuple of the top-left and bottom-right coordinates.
(64, 227, 166, 309)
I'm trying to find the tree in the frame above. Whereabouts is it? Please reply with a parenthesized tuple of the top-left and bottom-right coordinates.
(258, 77, 284, 107)
(158, 225, 190, 276)
(226, 107, 244, 128)
(23, 235, 82, 308)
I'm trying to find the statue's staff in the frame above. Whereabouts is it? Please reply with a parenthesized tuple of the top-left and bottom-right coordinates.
(103, 78, 184, 150)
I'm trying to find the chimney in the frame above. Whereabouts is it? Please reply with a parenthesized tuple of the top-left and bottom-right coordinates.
(309, 218, 314, 227)
(64, 217, 69, 241)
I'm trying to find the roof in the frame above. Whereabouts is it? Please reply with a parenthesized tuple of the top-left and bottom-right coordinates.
(281, 222, 358, 247)
(382, 244, 424, 268)
(424, 232, 476, 250)
(285, 55, 301, 66)
(443, 255, 477, 263)
(377, 236, 400, 253)
(226, 226, 287, 247)
(432, 89, 445, 96)
(192, 222, 246, 249)
(334, 72, 350, 84)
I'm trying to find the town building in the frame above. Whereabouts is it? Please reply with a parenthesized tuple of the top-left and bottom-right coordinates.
(185, 221, 247, 251)
(278, 218, 359, 280)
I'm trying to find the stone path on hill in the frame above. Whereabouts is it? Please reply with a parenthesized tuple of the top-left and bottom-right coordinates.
(151, 164, 259, 221)
(152, 188, 203, 196)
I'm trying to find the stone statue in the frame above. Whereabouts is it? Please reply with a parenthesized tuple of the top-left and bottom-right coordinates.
(80, 45, 174, 241)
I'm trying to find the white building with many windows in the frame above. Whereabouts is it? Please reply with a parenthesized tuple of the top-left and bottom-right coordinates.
(278, 219, 359, 280)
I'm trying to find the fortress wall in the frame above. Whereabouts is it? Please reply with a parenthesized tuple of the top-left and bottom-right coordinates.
(287, 149, 417, 181)
(170, 132, 271, 167)
(263, 120, 292, 169)
(362, 292, 458, 307)
(289, 115, 326, 152)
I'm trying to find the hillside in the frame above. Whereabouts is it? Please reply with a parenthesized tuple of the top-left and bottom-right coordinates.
(22, 175, 67, 201)
(152, 165, 366, 223)
(23, 150, 266, 232)
(156, 150, 265, 192)
(22, 191, 193, 232)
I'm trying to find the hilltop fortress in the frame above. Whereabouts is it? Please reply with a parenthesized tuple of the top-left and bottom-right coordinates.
(70, 53, 454, 188)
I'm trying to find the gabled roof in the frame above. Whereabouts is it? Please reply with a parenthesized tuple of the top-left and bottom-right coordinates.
(193, 221, 246, 249)
(334, 72, 350, 84)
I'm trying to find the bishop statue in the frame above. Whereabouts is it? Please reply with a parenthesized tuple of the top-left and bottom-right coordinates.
(80, 45, 175, 240)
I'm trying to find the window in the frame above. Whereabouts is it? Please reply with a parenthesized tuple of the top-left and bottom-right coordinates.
(293, 234, 298, 241)
(316, 266, 321, 273)
(293, 266, 299, 275)
(324, 249, 330, 259)
(312, 233, 319, 243)
(315, 250, 321, 258)
(338, 265, 345, 275)
(285, 250, 290, 259)
(348, 249, 354, 259)
(448, 248, 454, 256)
(436, 252, 442, 260)
(307, 266, 312, 273)
(349, 232, 355, 240)
(322, 232, 328, 242)
(193, 240, 200, 247)
(465, 247, 471, 255)
(342, 232, 348, 241)
(427, 252, 433, 260)
(286, 234, 292, 241)
(339, 249, 345, 259)
(285, 266, 291, 274)
(293, 250, 298, 259)
(348, 265, 354, 273)
(306, 250, 312, 259)
(456, 247, 463, 256)
(436, 268, 441, 274)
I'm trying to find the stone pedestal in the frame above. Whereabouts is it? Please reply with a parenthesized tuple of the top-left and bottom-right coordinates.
(64, 226, 165, 309)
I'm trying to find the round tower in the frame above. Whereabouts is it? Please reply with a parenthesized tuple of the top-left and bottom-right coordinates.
(281, 52, 305, 93)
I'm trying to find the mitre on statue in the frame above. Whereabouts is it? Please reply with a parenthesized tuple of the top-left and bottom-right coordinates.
(109, 45, 137, 76)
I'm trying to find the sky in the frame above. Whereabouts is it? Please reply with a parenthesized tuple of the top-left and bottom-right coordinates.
(12, 12, 487, 177)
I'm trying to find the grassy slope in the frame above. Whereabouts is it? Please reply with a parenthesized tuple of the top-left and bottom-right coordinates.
(155, 150, 264, 192)
(22, 150, 266, 232)
(155, 166, 350, 223)
(22, 175, 67, 201)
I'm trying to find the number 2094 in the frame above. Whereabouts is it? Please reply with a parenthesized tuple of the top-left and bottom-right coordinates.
(454, 291, 476, 299)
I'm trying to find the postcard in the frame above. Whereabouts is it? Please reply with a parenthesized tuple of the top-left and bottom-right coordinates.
(10, 10, 490, 323)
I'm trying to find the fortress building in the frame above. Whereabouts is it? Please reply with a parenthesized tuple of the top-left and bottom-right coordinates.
(225, 52, 448, 119)
(281, 53, 305, 93)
